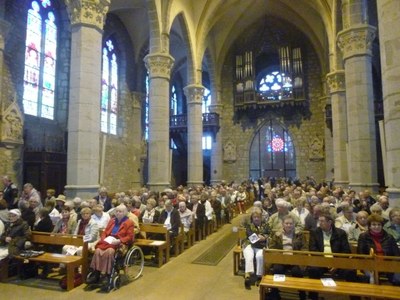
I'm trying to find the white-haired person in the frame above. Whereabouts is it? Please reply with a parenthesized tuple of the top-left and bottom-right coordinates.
(268, 198, 303, 233)
(91, 204, 111, 231)
(0, 209, 31, 261)
(87, 204, 134, 289)
(243, 207, 270, 289)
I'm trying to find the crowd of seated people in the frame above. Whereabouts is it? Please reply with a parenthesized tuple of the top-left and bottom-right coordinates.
(237, 176, 400, 298)
(0, 175, 399, 296)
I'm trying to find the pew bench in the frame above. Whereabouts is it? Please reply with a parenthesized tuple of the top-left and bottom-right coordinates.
(259, 275, 400, 300)
(233, 227, 246, 275)
(135, 223, 170, 267)
(260, 249, 400, 300)
(14, 231, 88, 291)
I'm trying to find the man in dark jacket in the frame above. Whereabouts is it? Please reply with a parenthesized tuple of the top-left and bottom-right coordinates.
(308, 213, 356, 300)
(187, 194, 205, 241)
(2, 176, 18, 209)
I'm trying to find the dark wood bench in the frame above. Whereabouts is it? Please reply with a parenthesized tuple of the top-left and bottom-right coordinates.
(14, 231, 88, 291)
(260, 248, 400, 300)
(173, 224, 185, 256)
(135, 223, 170, 267)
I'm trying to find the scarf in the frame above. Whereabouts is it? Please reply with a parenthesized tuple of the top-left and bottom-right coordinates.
(78, 218, 89, 235)
(370, 230, 384, 255)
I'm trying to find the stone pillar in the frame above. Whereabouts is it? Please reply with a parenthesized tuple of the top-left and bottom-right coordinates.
(131, 91, 144, 188)
(326, 70, 349, 187)
(144, 53, 174, 191)
(321, 95, 334, 183)
(209, 100, 223, 185)
(0, 19, 9, 104)
(337, 0, 378, 192)
(377, 0, 400, 206)
(184, 84, 204, 187)
(64, 0, 110, 198)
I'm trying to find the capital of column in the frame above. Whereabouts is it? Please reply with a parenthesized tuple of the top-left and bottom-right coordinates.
(183, 84, 204, 105)
(131, 91, 145, 110)
(326, 70, 346, 94)
(65, 0, 110, 30)
(144, 52, 175, 79)
(337, 25, 376, 60)
(0, 19, 10, 50)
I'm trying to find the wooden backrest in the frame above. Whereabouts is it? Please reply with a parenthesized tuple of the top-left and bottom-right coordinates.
(373, 255, 400, 273)
(236, 227, 247, 246)
(30, 231, 88, 259)
(139, 223, 170, 244)
(264, 248, 375, 271)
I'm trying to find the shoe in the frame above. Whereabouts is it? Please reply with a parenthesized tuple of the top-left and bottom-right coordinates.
(244, 278, 251, 289)
(86, 271, 100, 284)
(100, 274, 110, 286)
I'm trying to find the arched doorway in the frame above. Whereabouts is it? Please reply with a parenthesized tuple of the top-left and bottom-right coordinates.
(249, 120, 296, 180)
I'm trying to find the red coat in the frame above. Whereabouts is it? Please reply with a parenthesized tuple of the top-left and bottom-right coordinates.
(96, 216, 134, 250)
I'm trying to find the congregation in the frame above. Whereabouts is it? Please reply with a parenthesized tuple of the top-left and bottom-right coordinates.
(0, 174, 399, 297)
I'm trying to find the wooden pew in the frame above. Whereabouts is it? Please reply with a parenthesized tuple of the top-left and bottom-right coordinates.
(14, 231, 88, 291)
(185, 220, 196, 249)
(233, 227, 247, 275)
(260, 248, 400, 300)
(135, 223, 170, 267)
(173, 224, 185, 256)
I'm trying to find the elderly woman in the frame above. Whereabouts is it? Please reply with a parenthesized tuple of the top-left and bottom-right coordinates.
(34, 208, 54, 233)
(87, 204, 134, 287)
(71, 207, 99, 253)
(384, 207, 400, 244)
(0, 209, 31, 260)
(243, 207, 270, 289)
(140, 198, 160, 224)
(268, 215, 308, 299)
(91, 204, 111, 231)
(358, 214, 400, 284)
(292, 197, 309, 226)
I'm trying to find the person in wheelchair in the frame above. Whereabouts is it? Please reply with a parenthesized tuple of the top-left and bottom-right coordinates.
(87, 204, 134, 288)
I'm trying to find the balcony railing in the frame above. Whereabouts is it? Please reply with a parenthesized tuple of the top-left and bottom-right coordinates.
(170, 113, 220, 133)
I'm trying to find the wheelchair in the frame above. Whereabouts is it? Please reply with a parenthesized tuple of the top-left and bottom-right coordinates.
(86, 244, 144, 292)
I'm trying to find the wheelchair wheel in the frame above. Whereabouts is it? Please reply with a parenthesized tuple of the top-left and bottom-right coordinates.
(112, 274, 121, 290)
(123, 246, 144, 281)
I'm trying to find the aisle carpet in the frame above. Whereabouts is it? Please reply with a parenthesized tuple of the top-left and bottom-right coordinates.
(192, 232, 237, 266)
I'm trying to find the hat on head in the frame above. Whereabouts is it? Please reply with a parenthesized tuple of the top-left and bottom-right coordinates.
(9, 209, 21, 217)
(55, 194, 66, 202)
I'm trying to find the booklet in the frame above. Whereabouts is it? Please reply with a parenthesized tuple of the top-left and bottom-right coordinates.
(273, 274, 286, 282)
(248, 233, 260, 244)
(104, 236, 118, 244)
(321, 278, 336, 287)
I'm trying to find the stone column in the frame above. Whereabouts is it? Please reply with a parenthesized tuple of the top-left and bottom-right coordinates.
(64, 0, 110, 198)
(131, 91, 144, 188)
(337, 0, 378, 192)
(144, 53, 174, 191)
(184, 84, 204, 187)
(326, 70, 349, 187)
(0, 19, 9, 104)
(210, 100, 223, 185)
(377, 0, 400, 206)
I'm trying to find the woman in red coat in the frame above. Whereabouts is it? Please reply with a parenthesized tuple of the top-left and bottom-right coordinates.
(87, 204, 134, 286)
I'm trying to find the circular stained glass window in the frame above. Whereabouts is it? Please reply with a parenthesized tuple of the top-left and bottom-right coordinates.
(271, 136, 284, 152)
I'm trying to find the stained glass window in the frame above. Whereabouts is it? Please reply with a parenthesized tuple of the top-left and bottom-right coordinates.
(23, 0, 57, 119)
(203, 87, 211, 114)
(171, 85, 177, 115)
(145, 73, 149, 140)
(202, 135, 212, 150)
(100, 39, 118, 135)
(258, 71, 293, 100)
(249, 120, 295, 179)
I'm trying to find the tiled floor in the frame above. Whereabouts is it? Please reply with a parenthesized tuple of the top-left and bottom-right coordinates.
(0, 215, 259, 300)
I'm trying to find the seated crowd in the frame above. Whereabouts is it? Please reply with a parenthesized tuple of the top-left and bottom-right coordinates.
(0, 175, 399, 296)
(240, 177, 400, 300)
(0, 178, 248, 289)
